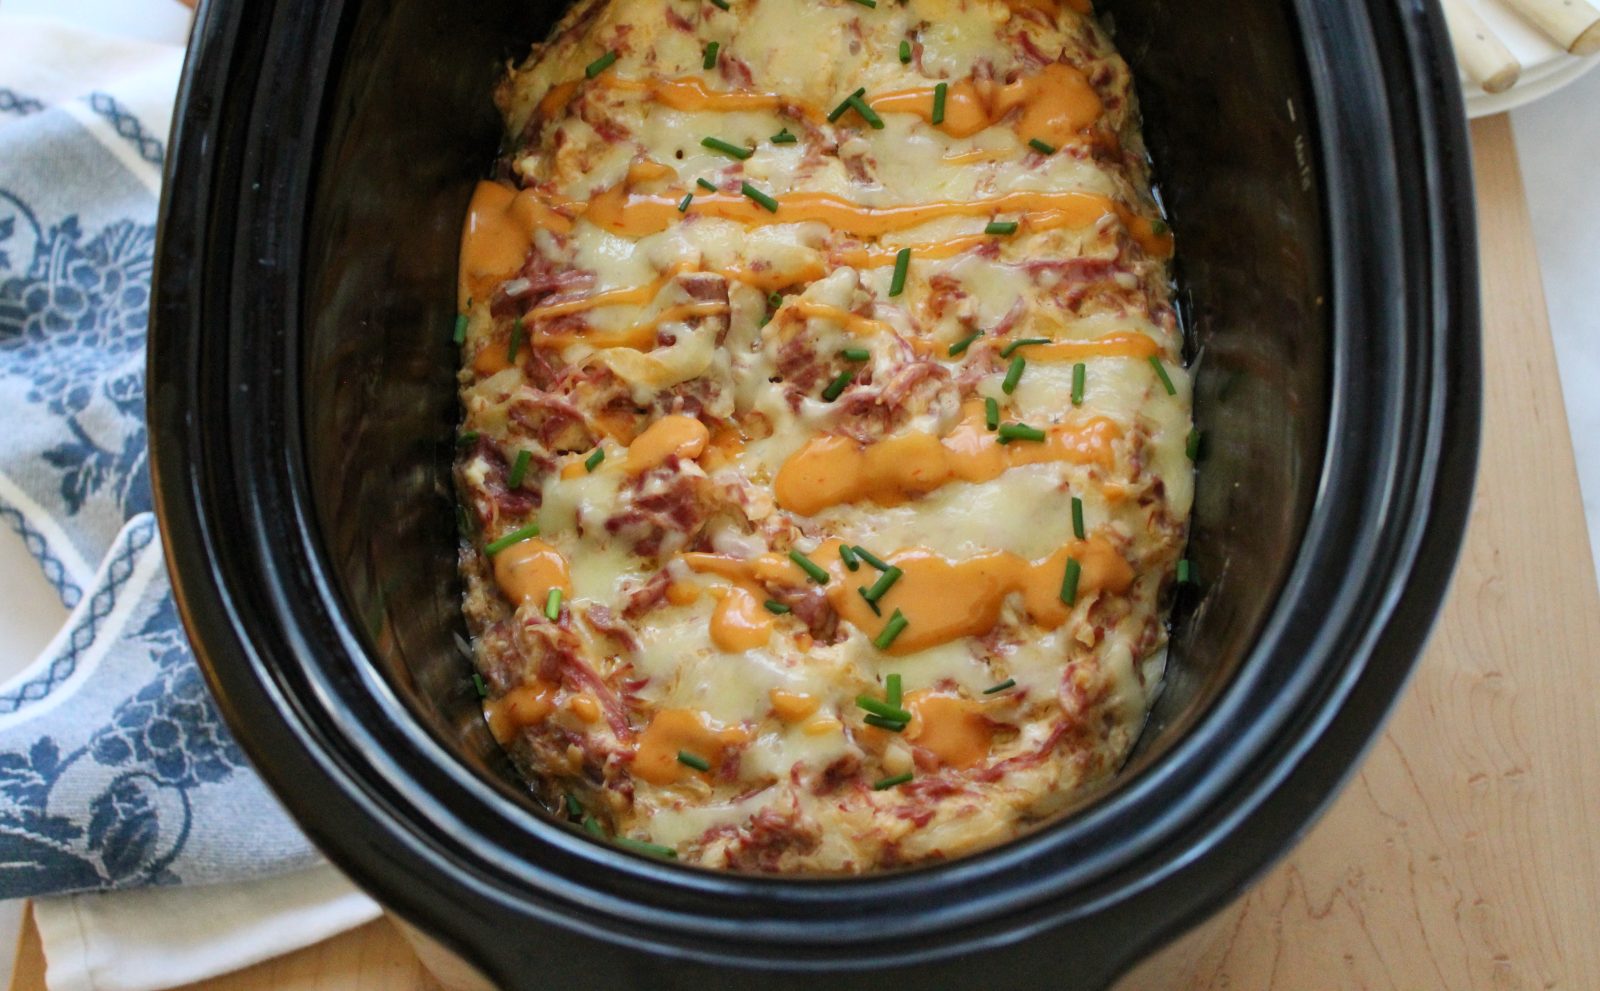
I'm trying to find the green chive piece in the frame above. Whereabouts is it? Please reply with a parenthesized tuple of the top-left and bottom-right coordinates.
(932, 82, 947, 124)
(768, 291, 783, 308)
(899, 39, 912, 63)
(998, 423, 1046, 443)
(985, 396, 1000, 431)
(507, 317, 524, 363)
(614, 836, 678, 858)
(889, 247, 911, 297)
(764, 599, 791, 614)
(485, 522, 540, 556)
(789, 549, 831, 584)
(472, 672, 487, 698)
(583, 814, 604, 837)
(873, 771, 914, 790)
(544, 587, 563, 620)
(453, 314, 468, 344)
(983, 678, 1017, 694)
(677, 192, 694, 212)
(856, 694, 913, 722)
(985, 220, 1019, 236)
(585, 447, 605, 472)
(1152, 218, 1171, 237)
(863, 714, 907, 732)
(849, 0, 878, 7)
(828, 87, 868, 122)
(1028, 138, 1057, 155)
(847, 94, 885, 129)
(1060, 557, 1082, 606)
(852, 545, 892, 571)
(709, 0, 730, 10)
(840, 545, 860, 571)
(771, 128, 797, 144)
(1177, 559, 1196, 585)
(821, 368, 854, 401)
(841, 347, 871, 362)
(701, 136, 752, 160)
(566, 792, 583, 818)
(740, 181, 779, 212)
(697, 178, 717, 192)
(1000, 337, 1049, 358)
(1149, 356, 1178, 395)
(858, 587, 882, 617)
(873, 609, 909, 650)
(1002, 355, 1026, 394)
(507, 449, 532, 488)
(1072, 495, 1086, 539)
(1186, 427, 1202, 460)
(702, 40, 719, 69)
(885, 673, 903, 708)
(585, 50, 618, 78)
(1071, 362, 1087, 405)
(948, 330, 983, 357)
(457, 431, 480, 447)
(861, 565, 903, 603)
(676, 750, 711, 772)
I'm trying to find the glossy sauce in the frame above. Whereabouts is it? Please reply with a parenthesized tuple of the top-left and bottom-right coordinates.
(485, 680, 558, 744)
(625, 414, 711, 473)
(633, 708, 751, 785)
(492, 539, 573, 606)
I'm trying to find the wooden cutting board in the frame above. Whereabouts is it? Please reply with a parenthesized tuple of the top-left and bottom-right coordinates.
(13, 113, 1598, 991)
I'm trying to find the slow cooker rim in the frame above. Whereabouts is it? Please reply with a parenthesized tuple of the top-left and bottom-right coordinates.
(149, 0, 1479, 982)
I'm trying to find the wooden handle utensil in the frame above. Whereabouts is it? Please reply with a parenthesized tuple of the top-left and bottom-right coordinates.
(1444, 0, 1524, 92)
(1496, 0, 1600, 55)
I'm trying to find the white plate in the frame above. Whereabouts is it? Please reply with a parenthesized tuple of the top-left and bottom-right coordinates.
(1458, 0, 1600, 117)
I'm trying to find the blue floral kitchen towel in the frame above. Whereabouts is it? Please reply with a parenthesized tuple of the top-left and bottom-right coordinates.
(0, 35, 319, 896)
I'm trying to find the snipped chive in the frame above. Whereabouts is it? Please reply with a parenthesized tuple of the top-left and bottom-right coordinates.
(789, 548, 830, 584)
(857, 694, 913, 723)
(828, 87, 868, 122)
(583, 814, 604, 837)
(983, 678, 1017, 694)
(985, 396, 1000, 431)
(453, 313, 468, 344)
(1072, 495, 1085, 539)
(485, 523, 539, 556)
(1177, 559, 1197, 585)
(1028, 138, 1057, 155)
(676, 750, 711, 772)
(697, 177, 718, 192)
(585, 50, 618, 78)
(931, 82, 947, 124)
(985, 220, 1019, 236)
(702, 136, 752, 160)
(702, 40, 719, 69)
(847, 93, 885, 129)
(544, 587, 563, 620)
(764, 599, 791, 614)
(998, 422, 1046, 443)
(1152, 218, 1171, 237)
(507, 316, 524, 363)
(873, 608, 908, 650)
(457, 431, 480, 447)
(507, 449, 532, 488)
(1000, 337, 1049, 358)
(821, 368, 854, 401)
(1002, 355, 1026, 394)
(614, 836, 678, 858)
(472, 672, 487, 698)
(873, 771, 914, 790)
(852, 545, 892, 571)
(861, 565, 903, 604)
(886, 673, 903, 708)
(841, 347, 871, 362)
(741, 181, 779, 212)
(889, 247, 911, 297)
(849, 0, 877, 7)
(1071, 362, 1087, 405)
(857, 587, 882, 616)
(948, 330, 983, 357)
(840, 545, 861, 571)
(768, 291, 783, 308)
(565, 793, 583, 818)
(1149, 356, 1178, 395)
(709, 0, 730, 9)
(1186, 427, 1202, 460)
(899, 39, 912, 63)
(1060, 557, 1082, 606)
(771, 128, 797, 144)
(584, 447, 605, 472)
(864, 714, 907, 732)
(677, 192, 693, 212)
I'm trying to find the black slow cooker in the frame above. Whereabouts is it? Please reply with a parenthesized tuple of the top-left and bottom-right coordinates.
(148, 0, 1480, 986)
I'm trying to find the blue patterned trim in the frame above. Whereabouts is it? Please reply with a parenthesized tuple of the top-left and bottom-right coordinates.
(0, 517, 153, 714)
(85, 94, 163, 167)
(0, 498, 83, 609)
(0, 89, 44, 118)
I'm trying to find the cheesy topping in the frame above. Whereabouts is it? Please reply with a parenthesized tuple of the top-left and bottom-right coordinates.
(455, 0, 1191, 873)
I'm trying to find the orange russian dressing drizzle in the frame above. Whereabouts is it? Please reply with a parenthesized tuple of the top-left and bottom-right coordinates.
(1014, 331, 1161, 361)
(625, 414, 710, 473)
(869, 63, 1103, 148)
(493, 539, 573, 606)
(907, 692, 994, 768)
(485, 680, 558, 744)
(459, 182, 575, 308)
(708, 585, 776, 651)
(633, 709, 751, 784)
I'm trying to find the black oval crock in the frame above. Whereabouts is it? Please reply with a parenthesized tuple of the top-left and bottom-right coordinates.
(148, 0, 1480, 986)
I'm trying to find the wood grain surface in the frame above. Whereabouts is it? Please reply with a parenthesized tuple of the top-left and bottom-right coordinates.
(14, 113, 1597, 991)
